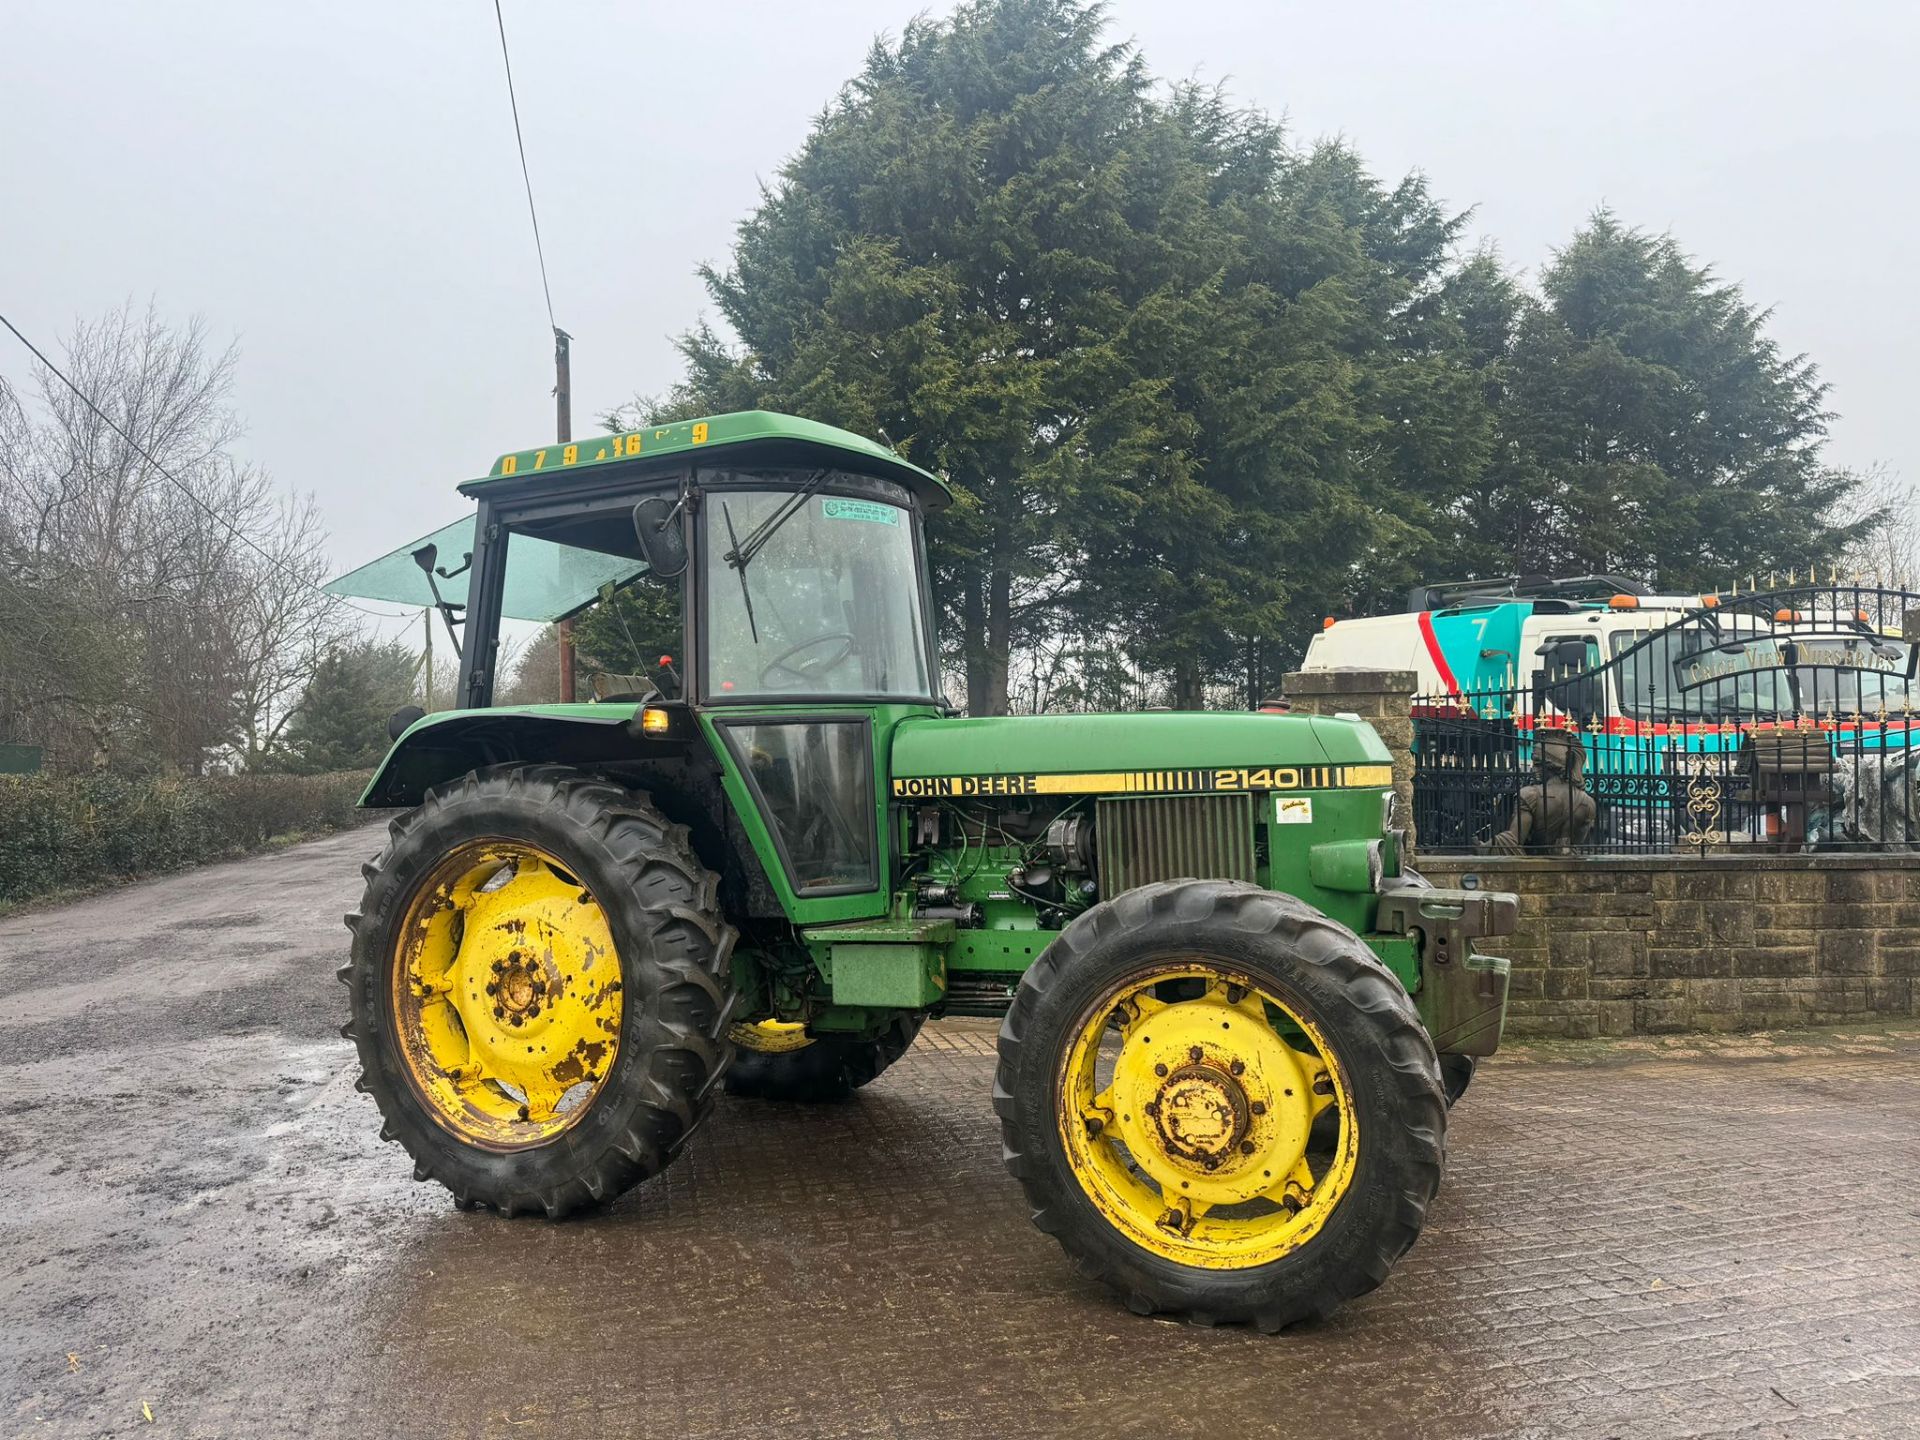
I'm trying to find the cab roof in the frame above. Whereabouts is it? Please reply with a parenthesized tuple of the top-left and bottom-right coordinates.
(459, 409, 951, 510)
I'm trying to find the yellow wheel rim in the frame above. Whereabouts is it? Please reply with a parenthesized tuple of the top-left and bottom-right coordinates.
(391, 840, 622, 1149)
(1056, 964, 1359, 1269)
(730, 1019, 814, 1054)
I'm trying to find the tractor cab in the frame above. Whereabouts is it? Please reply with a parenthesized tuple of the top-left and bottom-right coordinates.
(453, 413, 947, 713)
(335, 411, 951, 923)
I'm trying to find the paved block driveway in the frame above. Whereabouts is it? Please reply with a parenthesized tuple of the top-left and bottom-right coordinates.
(2, 828, 1916, 1438)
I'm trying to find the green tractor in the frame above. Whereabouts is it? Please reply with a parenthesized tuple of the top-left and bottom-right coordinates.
(340, 411, 1516, 1328)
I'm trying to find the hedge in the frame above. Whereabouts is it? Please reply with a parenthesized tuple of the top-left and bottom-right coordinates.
(0, 770, 376, 907)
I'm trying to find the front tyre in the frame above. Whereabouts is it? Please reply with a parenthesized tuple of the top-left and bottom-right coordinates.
(995, 880, 1445, 1330)
(342, 765, 735, 1218)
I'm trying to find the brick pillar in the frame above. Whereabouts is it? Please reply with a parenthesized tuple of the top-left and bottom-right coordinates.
(1282, 668, 1419, 854)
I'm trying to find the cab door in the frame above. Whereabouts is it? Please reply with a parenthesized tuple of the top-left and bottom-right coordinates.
(710, 713, 876, 893)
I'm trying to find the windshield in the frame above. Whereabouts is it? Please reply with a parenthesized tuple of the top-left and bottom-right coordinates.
(1609, 623, 1792, 718)
(703, 485, 932, 700)
(1778, 634, 1917, 714)
(1610, 624, 1916, 719)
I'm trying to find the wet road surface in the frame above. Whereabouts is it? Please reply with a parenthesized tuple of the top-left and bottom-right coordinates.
(2, 828, 1918, 1438)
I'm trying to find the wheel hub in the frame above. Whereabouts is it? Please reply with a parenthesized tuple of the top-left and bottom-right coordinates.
(488, 952, 550, 1024)
(1151, 1062, 1250, 1166)
(1097, 978, 1341, 1209)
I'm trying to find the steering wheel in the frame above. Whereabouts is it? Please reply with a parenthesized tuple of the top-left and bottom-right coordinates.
(759, 631, 856, 688)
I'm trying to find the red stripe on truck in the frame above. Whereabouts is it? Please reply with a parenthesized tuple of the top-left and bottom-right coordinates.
(1416, 611, 1460, 695)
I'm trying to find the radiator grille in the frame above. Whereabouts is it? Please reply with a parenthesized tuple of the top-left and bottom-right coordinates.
(1096, 792, 1256, 896)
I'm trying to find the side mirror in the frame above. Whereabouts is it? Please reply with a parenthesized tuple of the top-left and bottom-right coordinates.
(631, 497, 688, 578)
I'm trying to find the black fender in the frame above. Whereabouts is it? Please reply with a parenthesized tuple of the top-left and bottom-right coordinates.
(362, 707, 658, 808)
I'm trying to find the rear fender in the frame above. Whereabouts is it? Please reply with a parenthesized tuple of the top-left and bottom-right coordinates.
(361, 706, 651, 808)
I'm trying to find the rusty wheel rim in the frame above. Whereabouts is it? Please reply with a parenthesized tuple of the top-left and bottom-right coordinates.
(390, 840, 622, 1150)
(1055, 964, 1359, 1269)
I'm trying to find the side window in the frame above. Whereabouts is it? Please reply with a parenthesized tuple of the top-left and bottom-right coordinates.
(571, 571, 684, 700)
(717, 718, 876, 894)
(1540, 633, 1605, 718)
(1543, 634, 1601, 678)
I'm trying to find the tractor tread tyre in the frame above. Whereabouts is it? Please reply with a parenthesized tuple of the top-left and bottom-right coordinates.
(341, 764, 736, 1219)
(994, 879, 1445, 1331)
(725, 1017, 923, 1103)
(1440, 1054, 1476, 1107)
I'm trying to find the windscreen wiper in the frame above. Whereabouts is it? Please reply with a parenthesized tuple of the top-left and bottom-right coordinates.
(721, 470, 831, 645)
(720, 501, 760, 643)
(722, 470, 829, 575)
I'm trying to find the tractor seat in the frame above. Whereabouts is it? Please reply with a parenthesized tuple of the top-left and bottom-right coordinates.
(589, 671, 661, 704)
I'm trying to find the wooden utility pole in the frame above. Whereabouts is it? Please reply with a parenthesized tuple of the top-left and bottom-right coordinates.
(554, 327, 576, 702)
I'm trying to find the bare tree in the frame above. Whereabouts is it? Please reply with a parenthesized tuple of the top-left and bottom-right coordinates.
(0, 303, 347, 772)
(496, 627, 561, 706)
(231, 492, 351, 767)
(1838, 464, 1919, 589)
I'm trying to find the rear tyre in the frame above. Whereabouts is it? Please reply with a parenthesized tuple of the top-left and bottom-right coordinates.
(725, 1016, 922, 1102)
(342, 764, 735, 1218)
(995, 880, 1446, 1330)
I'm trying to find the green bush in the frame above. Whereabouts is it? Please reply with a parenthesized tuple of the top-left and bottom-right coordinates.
(0, 770, 375, 907)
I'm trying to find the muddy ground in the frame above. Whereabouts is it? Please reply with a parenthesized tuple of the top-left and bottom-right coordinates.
(2, 827, 1917, 1438)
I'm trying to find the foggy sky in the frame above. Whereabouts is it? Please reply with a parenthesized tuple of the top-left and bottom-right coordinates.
(4, 1, 1915, 612)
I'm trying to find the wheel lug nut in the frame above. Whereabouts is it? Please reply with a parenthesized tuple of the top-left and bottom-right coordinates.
(1230, 1059, 1245, 1076)
(1202, 1156, 1219, 1170)
(1189, 1045, 1203, 1062)
(1085, 1116, 1104, 1137)
(1250, 1100, 1267, 1116)
(1144, 1101, 1160, 1118)
(510, 1014, 525, 1027)
(1226, 984, 1246, 1004)
(485, 982, 498, 996)
(492, 1005, 506, 1020)
(1240, 1140, 1256, 1155)
(527, 1004, 541, 1019)
(517, 1105, 530, 1121)
(1154, 1063, 1168, 1078)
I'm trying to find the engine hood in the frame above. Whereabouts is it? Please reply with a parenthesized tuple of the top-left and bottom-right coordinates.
(889, 710, 1391, 796)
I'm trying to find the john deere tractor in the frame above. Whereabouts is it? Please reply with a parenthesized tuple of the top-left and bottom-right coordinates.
(340, 411, 1516, 1328)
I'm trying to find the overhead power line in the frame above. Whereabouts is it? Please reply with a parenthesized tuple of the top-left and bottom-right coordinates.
(0, 310, 409, 621)
(492, 0, 558, 334)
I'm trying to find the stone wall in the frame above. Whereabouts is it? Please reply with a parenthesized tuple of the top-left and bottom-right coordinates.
(1419, 855, 1920, 1037)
